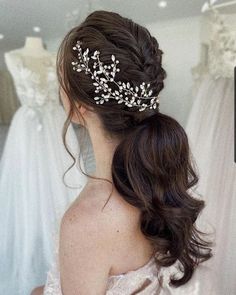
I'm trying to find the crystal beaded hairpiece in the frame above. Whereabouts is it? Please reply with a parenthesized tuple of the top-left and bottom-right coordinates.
(71, 40, 160, 112)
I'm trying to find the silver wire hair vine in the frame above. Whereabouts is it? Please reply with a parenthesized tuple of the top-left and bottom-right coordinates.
(71, 40, 160, 112)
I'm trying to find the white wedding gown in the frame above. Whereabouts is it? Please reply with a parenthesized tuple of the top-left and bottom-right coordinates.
(185, 7, 236, 295)
(0, 51, 88, 295)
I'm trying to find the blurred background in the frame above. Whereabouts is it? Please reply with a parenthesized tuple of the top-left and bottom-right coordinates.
(0, 1, 235, 295)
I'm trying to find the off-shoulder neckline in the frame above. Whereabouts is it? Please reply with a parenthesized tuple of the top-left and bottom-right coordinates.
(108, 255, 156, 279)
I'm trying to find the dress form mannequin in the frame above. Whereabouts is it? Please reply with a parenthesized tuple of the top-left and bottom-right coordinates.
(20, 36, 51, 56)
(0, 37, 48, 124)
(0, 35, 88, 295)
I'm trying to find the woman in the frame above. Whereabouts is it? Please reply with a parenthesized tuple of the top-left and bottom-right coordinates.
(31, 10, 213, 295)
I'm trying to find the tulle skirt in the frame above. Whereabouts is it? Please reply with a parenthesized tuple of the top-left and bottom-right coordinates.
(0, 104, 88, 295)
(185, 73, 236, 295)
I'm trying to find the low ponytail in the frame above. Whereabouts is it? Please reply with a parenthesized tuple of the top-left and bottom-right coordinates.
(57, 9, 213, 288)
(111, 111, 212, 287)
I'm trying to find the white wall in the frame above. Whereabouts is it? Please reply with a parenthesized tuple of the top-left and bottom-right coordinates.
(147, 15, 201, 127)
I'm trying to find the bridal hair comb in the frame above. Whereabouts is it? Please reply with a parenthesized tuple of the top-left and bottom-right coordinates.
(71, 40, 160, 112)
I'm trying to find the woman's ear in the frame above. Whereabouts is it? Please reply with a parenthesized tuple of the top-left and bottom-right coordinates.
(71, 102, 87, 126)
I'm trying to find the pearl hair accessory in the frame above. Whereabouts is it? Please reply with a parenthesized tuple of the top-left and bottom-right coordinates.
(71, 40, 160, 112)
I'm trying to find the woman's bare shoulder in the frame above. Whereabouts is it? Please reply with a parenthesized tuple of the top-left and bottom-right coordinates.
(62, 180, 140, 236)
(59, 181, 133, 273)
(60, 180, 152, 278)
(59, 182, 117, 294)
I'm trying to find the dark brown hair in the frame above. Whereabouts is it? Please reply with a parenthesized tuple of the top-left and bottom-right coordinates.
(56, 10, 212, 288)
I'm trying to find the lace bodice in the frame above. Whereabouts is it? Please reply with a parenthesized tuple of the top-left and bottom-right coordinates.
(4, 51, 59, 107)
(4, 51, 61, 131)
(208, 8, 236, 79)
(192, 8, 236, 82)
